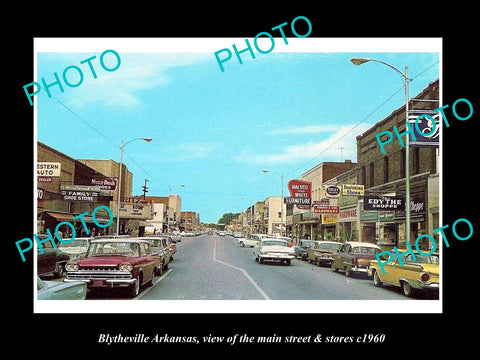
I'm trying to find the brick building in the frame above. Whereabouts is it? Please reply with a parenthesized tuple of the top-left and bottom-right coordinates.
(355, 79, 440, 248)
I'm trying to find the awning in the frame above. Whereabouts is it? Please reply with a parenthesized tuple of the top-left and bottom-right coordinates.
(40, 211, 74, 222)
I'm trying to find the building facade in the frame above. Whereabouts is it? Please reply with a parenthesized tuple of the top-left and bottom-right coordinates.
(355, 79, 440, 249)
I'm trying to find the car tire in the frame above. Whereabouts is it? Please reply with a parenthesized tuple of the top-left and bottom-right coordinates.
(345, 266, 352, 277)
(373, 270, 383, 287)
(402, 281, 415, 297)
(240, 242, 245, 247)
(129, 274, 141, 298)
(259, 257, 263, 264)
(331, 262, 338, 272)
(285, 260, 291, 266)
(54, 263, 66, 278)
(156, 263, 164, 276)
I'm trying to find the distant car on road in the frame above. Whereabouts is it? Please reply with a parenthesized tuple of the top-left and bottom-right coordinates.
(238, 233, 265, 247)
(254, 238, 295, 266)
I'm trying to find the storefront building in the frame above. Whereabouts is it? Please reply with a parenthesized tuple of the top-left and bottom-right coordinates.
(37, 142, 114, 239)
(355, 79, 440, 249)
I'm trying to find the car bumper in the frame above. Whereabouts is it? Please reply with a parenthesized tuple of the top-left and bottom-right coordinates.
(259, 253, 295, 261)
(413, 280, 439, 291)
(351, 265, 370, 274)
(65, 277, 137, 287)
(318, 255, 334, 262)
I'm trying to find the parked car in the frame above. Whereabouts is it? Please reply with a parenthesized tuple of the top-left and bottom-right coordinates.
(254, 238, 295, 265)
(233, 232, 244, 238)
(307, 241, 343, 266)
(369, 250, 439, 297)
(239, 233, 265, 247)
(167, 233, 181, 242)
(331, 241, 381, 277)
(138, 237, 172, 275)
(57, 237, 92, 260)
(294, 239, 316, 260)
(276, 236, 294, 247)
(37, 276, 87, 300)
(166, 237, 177, 260)
(64, 238, 158, 297)
(37, 234, 70, 279)
(218, 231, 226, 236)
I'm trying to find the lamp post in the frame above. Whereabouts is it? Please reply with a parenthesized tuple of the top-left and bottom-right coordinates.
(262, 169, 285, 236)
(350, 57, 411, 246)
(167, 184, 185, 233)
(115, 137, 153, 236)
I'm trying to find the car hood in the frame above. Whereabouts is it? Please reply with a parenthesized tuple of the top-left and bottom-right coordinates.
(318, 248, 337, 254)
(76, 256, 133, 267)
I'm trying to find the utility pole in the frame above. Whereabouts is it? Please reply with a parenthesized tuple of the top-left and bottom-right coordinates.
(142, 179, 149, 200)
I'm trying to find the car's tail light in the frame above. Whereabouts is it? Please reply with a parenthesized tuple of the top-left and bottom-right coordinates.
(420, 273, 430, 282)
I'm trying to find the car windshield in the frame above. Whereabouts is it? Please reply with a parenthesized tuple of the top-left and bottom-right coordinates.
(145, 238, 165, 247)
(300, 240, 315, 247)
(262, 240, 288, 247)
(319, 243, 342, 250)
(87, 242, 139, 257)
(58, 239, 89, 248)
(351, 246, 380, 255)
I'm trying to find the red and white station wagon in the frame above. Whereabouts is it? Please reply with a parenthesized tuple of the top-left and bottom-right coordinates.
(64, 238, 159, 297)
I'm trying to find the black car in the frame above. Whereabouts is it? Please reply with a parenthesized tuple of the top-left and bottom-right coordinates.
(36, 234, 70, 279)
(293, 239, 315, 260)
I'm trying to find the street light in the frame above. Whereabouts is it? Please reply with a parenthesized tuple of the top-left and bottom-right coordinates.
(350, 57, 411, 246)
(262, 169, 285, 236)
(115, 137, 153, 236)
(167, 184, 185, 232)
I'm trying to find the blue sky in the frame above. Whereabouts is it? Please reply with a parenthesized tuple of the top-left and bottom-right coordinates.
(35, 38, 440, 223)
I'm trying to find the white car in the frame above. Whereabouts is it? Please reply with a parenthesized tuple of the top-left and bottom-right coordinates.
(238, 234, 266, 248)
(254, 238, 295, 265)
(57, 237, 92, 260)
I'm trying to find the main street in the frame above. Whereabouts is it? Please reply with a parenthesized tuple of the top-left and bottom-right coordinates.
(104, 234, 435, 301)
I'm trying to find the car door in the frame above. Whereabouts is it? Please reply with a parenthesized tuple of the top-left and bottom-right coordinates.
(37, 241, 57, 275)
(334, 243, 350, 270)
(140, 243, 155, 282)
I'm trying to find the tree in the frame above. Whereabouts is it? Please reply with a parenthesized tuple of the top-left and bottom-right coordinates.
(218, 212, 240, 225)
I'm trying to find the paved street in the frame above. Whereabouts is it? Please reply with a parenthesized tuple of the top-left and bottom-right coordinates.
(104, 234, 435, 301)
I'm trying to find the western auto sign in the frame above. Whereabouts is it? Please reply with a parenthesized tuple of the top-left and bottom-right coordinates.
(287, 179, 312, 210)
(37, 162, 61, 177)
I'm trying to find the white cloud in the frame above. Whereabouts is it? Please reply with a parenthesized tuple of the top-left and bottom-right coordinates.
(62, 53, 210, 109)
(235, 123, 371, 165)
(271, 124, 339, 134)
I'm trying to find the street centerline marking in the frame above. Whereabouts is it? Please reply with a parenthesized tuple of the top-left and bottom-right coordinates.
(213, 238, 270, 300)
